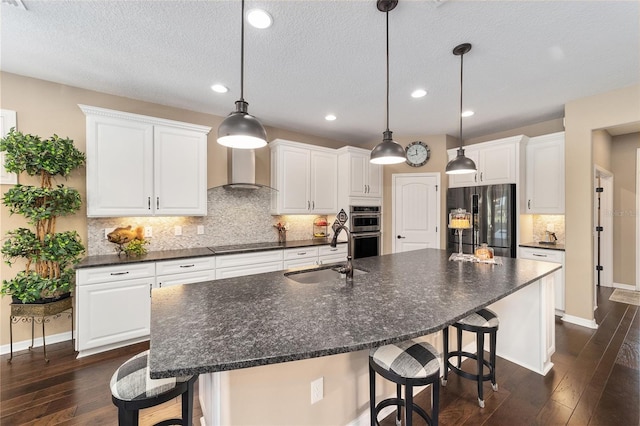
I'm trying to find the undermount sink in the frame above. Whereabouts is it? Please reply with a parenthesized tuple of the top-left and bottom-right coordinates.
(284, 265, 368, 284)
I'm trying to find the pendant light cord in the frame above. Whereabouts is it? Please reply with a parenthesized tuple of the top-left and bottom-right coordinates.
(458, 50, 464, 147)
(385, 9, 390, 132)
(240, 0, 245, 103)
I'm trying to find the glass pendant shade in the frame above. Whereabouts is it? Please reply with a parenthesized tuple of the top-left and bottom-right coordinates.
(445, 147, 477, 174)
(370, 130, 406, 164)
(218, 101, 267, 149)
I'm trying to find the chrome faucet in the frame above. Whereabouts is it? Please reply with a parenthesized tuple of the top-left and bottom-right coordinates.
(330, 224, 353, 282)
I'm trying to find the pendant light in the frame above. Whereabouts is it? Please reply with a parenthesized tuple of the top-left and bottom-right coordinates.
(370, 0, 406, 165)
(445, 43, 477, 174)
(217, 0, 267, 149)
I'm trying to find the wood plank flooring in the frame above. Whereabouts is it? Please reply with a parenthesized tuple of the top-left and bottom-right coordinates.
(1, 286, 637, 425)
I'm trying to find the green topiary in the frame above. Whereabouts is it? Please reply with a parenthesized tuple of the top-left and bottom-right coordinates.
(1, 129, 86, 303)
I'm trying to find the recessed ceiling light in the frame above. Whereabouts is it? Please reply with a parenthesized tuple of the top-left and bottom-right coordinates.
(411, 89, 427, 98)
(211, 84, 228, 93)
(247, 9, 272, 29)
(461, 110, 475, 117)
(325, 114, 337, 121)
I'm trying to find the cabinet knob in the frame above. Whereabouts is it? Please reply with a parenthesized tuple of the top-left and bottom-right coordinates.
(480, 172, 483, 181)
(179, 264, 195, 268)
(312, 201, 315, 210)
(307, 201, 310, 210)
(157, 197, 160, 209)
(528, 200, 531, 209)
(110, 271, 130, 276)
(397, 235, 406, 239)
(148, 197, 151, 210)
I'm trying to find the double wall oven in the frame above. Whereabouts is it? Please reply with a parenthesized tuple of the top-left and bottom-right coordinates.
(350, 206, 381, 259)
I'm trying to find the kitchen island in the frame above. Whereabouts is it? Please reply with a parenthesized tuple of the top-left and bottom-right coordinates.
(149, 248, 560, 426)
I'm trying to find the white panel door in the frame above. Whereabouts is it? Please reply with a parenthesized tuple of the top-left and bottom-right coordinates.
(279, 146, 311, 213)
(479, 142, 516, 185)
(154, 125, 207, 216)
(393, 174, 440, 253)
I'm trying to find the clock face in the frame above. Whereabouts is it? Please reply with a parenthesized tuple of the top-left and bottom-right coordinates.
(405, 141, 430, 167)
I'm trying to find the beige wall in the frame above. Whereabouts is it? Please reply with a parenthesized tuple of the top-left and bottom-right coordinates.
(564, 84, 640, 322)
(611, 132, 639, 285)
(462, 118, 565, 148)
(0, 72, 349, 347)
(593, 129, 613, 171)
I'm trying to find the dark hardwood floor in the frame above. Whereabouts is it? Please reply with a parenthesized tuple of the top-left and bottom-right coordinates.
(1, 286, 637, 425)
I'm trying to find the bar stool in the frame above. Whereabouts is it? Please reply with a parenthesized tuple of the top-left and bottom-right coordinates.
(110, 350, 198, 426)
(369, 339, 440, 426)
(442, 308, 499, 408)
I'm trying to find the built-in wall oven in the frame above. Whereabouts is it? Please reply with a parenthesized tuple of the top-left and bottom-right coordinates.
(350, 206, 381, 259)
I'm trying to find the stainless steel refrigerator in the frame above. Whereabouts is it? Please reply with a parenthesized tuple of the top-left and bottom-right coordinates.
(446, 184, 517, 258)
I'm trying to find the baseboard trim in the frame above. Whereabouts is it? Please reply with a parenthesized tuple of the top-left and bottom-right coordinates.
(561, 313, 598, 329)
(612, 282, 636, 291)
(0, 331, 73, 355)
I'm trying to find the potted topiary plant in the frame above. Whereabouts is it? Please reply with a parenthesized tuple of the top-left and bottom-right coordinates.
(1, 129, 86, 303)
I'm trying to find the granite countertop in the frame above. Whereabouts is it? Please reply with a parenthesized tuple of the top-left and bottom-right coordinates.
(149, 248, 561, 378)
(75, 239, 341, 269)
(519, 241, 566, 251)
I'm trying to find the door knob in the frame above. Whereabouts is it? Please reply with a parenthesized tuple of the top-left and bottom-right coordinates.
(397, 235, 406, 239)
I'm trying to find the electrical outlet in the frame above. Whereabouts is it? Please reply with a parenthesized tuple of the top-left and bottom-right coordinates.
(197, 225, 205, 235)
(310, 377, 323, 404)
(104, 228, 116, 239)
(174, 226, 182, 236)
(144, 226, 152, 238)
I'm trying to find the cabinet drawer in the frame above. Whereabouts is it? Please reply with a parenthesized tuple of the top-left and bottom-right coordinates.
(156, 270, 216, 288)
(283, 247, 319, 260)
(155, 256, 215, 275)
(520, 248, 564, 263)
(215, 262, 283, 280)
(319, 244, 347, 257)
(215, 250, 283, 269)
(284, 258, 319, 269)
(77, 263, 156, 285)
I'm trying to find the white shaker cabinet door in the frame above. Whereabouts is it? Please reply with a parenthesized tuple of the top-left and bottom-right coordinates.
(86, 116, 154, 217)
(309, 149, 338, 213)
(525, 132, 565, 214)
(154, 125, 207, 216)
(77, 278, 152, 352)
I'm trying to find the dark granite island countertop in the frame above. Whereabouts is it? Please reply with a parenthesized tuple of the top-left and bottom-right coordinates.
(149, 248, 561, 379)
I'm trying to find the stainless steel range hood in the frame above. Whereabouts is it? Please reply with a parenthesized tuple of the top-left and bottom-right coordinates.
(221, 149, 276, 191)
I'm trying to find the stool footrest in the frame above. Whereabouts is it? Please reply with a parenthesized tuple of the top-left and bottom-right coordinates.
(445, 351, 494, 383)
(376, 398, 432, 425)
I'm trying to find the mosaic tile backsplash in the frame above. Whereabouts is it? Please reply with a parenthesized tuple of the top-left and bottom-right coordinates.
(87, 187, 336, 256)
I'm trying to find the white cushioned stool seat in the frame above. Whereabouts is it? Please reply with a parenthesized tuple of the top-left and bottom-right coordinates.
(456, 308, 499, 329)
(110, 350, 198, 426)
(369, 339, 440, 426)
(370, 340, 440, 379)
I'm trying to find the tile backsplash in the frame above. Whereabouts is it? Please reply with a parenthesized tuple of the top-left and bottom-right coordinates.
(532, 215, 565, 243)
(87, 188, 335, 256)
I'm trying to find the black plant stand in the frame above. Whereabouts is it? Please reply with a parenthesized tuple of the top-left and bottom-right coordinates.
(8, 296, 73, 363)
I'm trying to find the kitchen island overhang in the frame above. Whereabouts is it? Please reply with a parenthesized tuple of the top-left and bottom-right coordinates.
(149, 248, 560, 377)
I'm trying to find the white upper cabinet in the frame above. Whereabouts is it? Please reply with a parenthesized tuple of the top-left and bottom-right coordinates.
(80, 105, 211, 217)
(447, 135, 525, 188)
(270, 139, 338, 215)
(525, 132, 565, 214)
(337, 146, 382, 198)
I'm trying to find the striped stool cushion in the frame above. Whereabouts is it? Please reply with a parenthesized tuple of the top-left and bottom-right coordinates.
(370, 340, 440, 379)
(457, 308, 499, 328)
(110, 350, 193, 401)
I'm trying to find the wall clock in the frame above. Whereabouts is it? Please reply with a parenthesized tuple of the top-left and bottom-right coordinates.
(405, 141, 430, 167)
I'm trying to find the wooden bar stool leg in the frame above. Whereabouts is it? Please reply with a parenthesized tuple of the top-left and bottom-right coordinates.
(396, 383, 402, 425)
(432, 379, 440, 426)
(442, 327, 449, 386)
(477, 331, 485, 408)
(369, 363, 377, 425)
(456, 326, 463, 367)
(182, 377, 195, 426)
(490, 329, 498, 391)
(405, 383, 413, 426)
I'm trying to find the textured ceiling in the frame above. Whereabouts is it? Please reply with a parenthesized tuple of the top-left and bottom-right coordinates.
(1, 0, 638, 145)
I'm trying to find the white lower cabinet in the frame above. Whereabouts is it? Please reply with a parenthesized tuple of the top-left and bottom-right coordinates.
(519, 247, 565, 314)
(156, 256, 216, 288)
(76, 263, 155, 357)
(215, 250, 284, 279)
(318, 244, 348, 265)
(283, 247, 320, 269)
